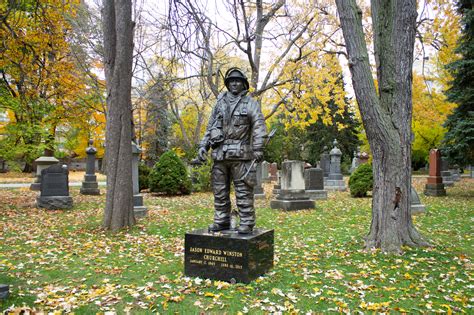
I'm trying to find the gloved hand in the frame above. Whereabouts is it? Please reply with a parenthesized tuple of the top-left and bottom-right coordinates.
(198, 147, 208, 162)
(253, 150, 264, 162)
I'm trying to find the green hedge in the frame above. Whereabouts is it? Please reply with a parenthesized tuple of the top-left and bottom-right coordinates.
(149, 151, 191, 195)
(348, 163, 373, 197)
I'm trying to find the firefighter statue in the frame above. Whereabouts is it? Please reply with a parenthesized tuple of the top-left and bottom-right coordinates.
(197, 68, 267, 234)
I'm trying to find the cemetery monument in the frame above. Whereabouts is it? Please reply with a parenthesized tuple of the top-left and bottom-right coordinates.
(80, 140, 100, 195)
(424, 149, 446, 196)
(36, 164, 73, 210)
(270, 160, 315, 210)
(185, 68, 273, 283)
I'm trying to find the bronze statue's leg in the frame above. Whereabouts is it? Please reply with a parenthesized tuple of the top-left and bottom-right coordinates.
(212, 161, 231, 225)
(233, 161, 255, 227)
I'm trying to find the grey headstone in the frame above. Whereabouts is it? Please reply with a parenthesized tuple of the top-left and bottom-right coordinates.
(325, 140, 346, 191)
(81, 140, 100, 195)
(132, 142, 147, 218)
(441, 157, 454, 186)
(261, 161, 270, 182)
(410, 186, 426, 215)
(271, 160, 314, 210)
(254, 162, 265, 198)
(320, 153, 330, 178)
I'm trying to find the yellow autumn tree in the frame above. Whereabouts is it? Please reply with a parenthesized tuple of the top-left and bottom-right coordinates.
(0, 0, 90, 170)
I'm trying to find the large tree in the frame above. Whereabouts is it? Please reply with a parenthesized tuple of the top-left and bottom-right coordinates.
(442, 1, 474, 167)
(335, 0, 428, 252)
(102, 0, 135, 230)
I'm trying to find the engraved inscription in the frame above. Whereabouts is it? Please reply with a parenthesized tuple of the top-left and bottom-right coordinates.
(187, 247, 244, 269)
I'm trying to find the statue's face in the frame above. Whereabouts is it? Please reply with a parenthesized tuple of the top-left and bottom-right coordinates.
(228, 78, 245, 95)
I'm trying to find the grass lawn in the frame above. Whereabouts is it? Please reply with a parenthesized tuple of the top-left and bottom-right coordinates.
(0, 177, 472, 313)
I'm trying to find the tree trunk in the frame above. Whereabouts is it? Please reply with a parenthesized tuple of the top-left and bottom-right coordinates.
(102, 0, 135, 230)
(335, 0, 428, 253)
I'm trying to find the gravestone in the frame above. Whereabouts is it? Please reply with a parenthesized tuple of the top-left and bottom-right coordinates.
(449, 166, 461, 182)
(184, 229, 274, 284)
(320, 147, 330, 178)
(270, 160, 315, 211)
(441, 157, 454, 187)
(424, 149, 446, 196)
(80, 140, 100, 195)
(349, 151, 360, 174)
(36, 164, 73, 209)
(410, 186, 426, 215)
(132, 142, 147, 218)
(269, 162, 278, 181)
(261, 161, 270, 183)
(272, 170, 281, 196)
(304, 166, 328, 200)
(254, 162, 265, 199)
(325, 139, 346, 191)
(0, 284, 9, 300)
(30, 156, 59, 191)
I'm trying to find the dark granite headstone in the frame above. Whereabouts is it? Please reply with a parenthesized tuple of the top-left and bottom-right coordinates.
(304, 167, 327, 200)
(184, 229, 274, 284)
(41, 165, 69, 196)
(0, 284, 9, 300)
(36, 164, 73, 209)
(441, 157, 454, 187)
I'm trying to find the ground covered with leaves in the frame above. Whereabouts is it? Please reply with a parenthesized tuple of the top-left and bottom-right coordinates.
(0, 177, 472, 313)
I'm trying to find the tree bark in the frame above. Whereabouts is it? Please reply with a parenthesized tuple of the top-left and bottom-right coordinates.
(102, 0, 135, 230)
(335, 0, 428, 252)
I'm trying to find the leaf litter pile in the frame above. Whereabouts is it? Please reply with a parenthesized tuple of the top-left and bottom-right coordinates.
(0, 177, 472, 313)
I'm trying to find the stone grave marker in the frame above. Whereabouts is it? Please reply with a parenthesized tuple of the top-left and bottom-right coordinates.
(0, 284, 9, 300)
(254, 162, 265, 199)
(270, 160, 315, 210)
(410, 186, 426, 215)
(304, 166, 328, 200)
(320, 148, 330, 178)
(424, 149, 446, 196)
(269, 162, 278, 181)
(132, 142, 147, 218)
(261, 161, 270, 183)
(349, 151, 360, 174)
(441, 157, 454, 187)
(30, 156, 59, 191)
(36, 164, 73, 209)
(325, 139, 346, 191)
(80, 140, 100, 195)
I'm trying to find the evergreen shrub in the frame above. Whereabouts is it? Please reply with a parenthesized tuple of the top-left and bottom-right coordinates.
(349, 163, 373, 197)
(190, 160, 212, 192)
(149, 150, 191, 195)
(138, 162, 151, 191)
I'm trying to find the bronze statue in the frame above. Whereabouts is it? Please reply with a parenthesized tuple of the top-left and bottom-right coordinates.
(197, 68, 267, 234)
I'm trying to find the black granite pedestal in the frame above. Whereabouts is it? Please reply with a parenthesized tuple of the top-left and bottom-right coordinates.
(184, 228, 274, 284)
